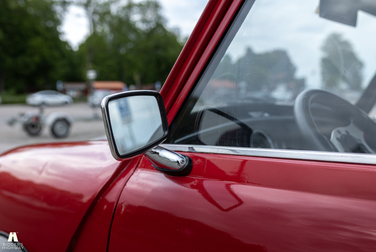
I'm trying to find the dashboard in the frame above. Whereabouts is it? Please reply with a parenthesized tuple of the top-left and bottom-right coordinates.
(170, 103, 308, 150)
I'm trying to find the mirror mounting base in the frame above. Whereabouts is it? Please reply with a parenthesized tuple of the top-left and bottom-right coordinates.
(145, 146, 193, 176)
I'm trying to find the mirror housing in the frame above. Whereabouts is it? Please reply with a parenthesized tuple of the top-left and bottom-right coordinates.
(101, 90, 168, 160)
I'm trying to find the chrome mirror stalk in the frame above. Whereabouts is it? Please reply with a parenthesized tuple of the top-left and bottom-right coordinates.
(145, 146, 192, 176)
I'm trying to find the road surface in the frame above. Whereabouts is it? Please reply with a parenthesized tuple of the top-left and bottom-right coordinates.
(0, 103, 106, 155)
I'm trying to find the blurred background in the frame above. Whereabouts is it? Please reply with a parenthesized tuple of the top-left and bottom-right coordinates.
(0, 0, 207, 154)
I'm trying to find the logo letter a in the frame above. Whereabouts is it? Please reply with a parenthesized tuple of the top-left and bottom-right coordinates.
(8, 232, 18, 242)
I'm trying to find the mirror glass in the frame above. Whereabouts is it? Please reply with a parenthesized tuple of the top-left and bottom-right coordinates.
(108, 95, 164, 156)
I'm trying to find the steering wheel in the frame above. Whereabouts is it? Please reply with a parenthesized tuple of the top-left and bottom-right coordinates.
(294, 89, 376, 153)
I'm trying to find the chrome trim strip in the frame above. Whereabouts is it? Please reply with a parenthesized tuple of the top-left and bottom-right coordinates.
(160, 144, 376, 165)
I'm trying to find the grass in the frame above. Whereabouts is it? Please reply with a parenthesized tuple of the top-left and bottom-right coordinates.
(0, 93, 27, 104)
(73, 96, 87, 103)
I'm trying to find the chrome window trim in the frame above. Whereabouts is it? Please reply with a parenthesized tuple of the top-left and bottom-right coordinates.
(161, 144, 376, 165)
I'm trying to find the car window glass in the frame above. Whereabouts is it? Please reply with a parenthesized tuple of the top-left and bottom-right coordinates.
(38, 90, 58, 95)
(167, 0, 376, 155)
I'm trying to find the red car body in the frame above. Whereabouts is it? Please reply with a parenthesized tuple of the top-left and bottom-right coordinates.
(2, 1, 376, 251)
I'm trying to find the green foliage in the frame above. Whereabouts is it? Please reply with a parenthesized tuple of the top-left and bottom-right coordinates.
(321, 33, 363, 91)
(77, 0, 184, 86)
(0, 0, 184, 95)
(0, 92, 27, 104)
(0, 0, 82, 93)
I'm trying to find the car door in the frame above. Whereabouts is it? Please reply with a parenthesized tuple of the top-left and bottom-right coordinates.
(108, 1, 376, 251)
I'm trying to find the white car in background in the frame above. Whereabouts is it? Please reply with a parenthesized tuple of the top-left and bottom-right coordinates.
(26, 90, 73, 106)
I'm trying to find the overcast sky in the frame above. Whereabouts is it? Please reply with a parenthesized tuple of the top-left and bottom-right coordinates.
(61, 0, 208, 50)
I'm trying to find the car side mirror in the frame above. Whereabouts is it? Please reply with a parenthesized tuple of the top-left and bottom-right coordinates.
(101, 91, 168, 160)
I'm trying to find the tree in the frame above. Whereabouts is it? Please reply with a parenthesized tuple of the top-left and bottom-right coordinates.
(321, 33, 363, 91)
(0, 0, 81, 93)
(0, 0, 183, 93)
(77, 0, 183, 87)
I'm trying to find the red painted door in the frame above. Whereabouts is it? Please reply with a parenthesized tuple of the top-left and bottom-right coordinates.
(108, 150, 376, 252)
